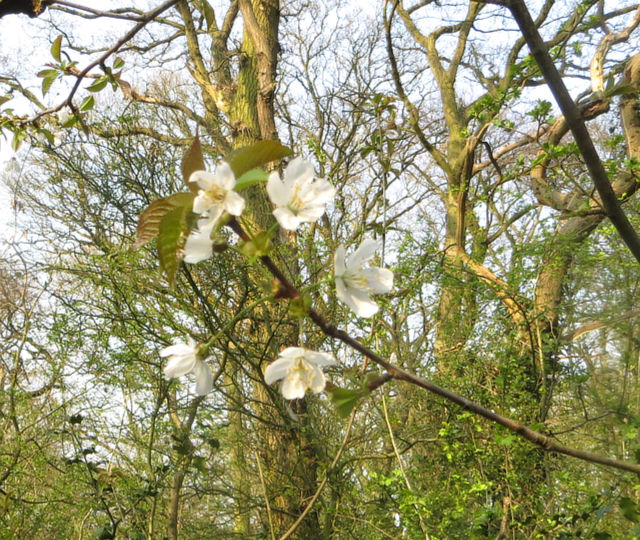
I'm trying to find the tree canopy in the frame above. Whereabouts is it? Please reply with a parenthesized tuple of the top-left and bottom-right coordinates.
(3, 0, 640, 538)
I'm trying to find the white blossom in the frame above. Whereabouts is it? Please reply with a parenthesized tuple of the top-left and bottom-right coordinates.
(264, 347, 336, 400)
(160, 339, 213, 396)
(183, 219, 215, 264)
(266, 157, 335, 230)
(334, 238, 393, 317)
(190, 162, 245, 225)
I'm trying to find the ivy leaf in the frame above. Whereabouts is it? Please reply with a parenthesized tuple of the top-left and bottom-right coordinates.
(51, 35, 62, 62)
(328, 387, 364, 418)
(235, 168, 269, 191)
(227, 140, 293, 178)
(134, 192, 195, 248)
(158, 205, 195, 286)
(181, 134, 205, 193)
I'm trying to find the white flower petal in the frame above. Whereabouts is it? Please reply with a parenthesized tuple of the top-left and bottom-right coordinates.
(273, 207, 303, 231)
(193, 360, 214, 395)
(283, 157, 314, 186)
(266, 172, 290, 206)
(216, 162, 236, 190)
(341, 286, 380, 318)
(304, 351, 336, 367)
(163, 353, 197, 379)
(264, 357, 293, 384)
(279, 347, 307, 359)
(184, 225, 214, 264)
(311, 179, 336, 205)
(359, 267, 394, 294)
(193, 192, 212, 214)
(281, 376, 306, 400)
(190, 171, 216, 190)
(160, 343, 194, 358)
(309, 367, 326, 394)
(297, 205, 326, 223)
(224, 190, 245, 216)
(347, 238, 381, 271)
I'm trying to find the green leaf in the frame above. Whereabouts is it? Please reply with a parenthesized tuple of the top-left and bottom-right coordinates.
(42, 73, 57, 96)
(235, 168, 269, 190)
(38, 69, 58, 96)
(87, 77, 109, 93)
(112, 57, 125, 70)
(11, 129, 25, 151)
(37, 128, 54, 145)
(181, 134, 205, 193)
(288, 294, 312, 317)
(227, 140, 293, 178)
(134, 192, 195, 248)
(619, 497, 640, 523)
(79, 95, 94, 112)
(51, 35, 62, 62)
(202, 0, 215, 28)
(61, 113, 79, 128)
(328, 387, 363, 418)
(158, 206, 192, 286)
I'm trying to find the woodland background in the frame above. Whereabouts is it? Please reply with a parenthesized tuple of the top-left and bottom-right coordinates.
(2, 0, 640, 538)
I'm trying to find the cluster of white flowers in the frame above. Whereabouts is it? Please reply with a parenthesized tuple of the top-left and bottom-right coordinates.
(164, 156, 394, 400)
(183, 163, 245, 263)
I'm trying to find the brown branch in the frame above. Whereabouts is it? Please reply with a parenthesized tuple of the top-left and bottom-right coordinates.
(30, 0, 181, 122)
(226, 217, 640, 475)
(500, 0, 640, 265)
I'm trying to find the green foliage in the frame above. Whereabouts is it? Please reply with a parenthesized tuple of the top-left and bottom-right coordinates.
(226, 140, 293, 177)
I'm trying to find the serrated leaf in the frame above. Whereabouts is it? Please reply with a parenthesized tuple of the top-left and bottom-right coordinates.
(51, 35, 62, 62)
(79, 95, 94, 112)
(329, 387, 363, 418)
(202, 0, 215, 28)
(37, 69, 58, 79)
(113, 57, 125, 70)
(42, 73, 57, 96)
(235, 168, 269, 190)
(158, 206, 190, 286)
(87, 77, 109, 93)
(227, 140, 293, 178)
(134, 192, 195, 248)
(181, 134, 205, 193)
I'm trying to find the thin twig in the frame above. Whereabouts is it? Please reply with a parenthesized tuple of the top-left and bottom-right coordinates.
(226, 217, 640, 475)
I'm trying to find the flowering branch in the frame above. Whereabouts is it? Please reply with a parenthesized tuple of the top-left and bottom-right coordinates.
(226, 218, 640, 475)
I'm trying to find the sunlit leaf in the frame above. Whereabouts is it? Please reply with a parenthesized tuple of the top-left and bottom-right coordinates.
(227, 140, 293, 178)
(202, 0, 215, 28)
(328, 387, 363, 418)
(87, 77, 109, 93)
(158, 205, 192, 286)
(235, 168, 269, 191)
(134, 192, 195, 248)
(51, 35, 62, 62)
(79, 95, 94, 112)
(181, 134, 205, 193)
